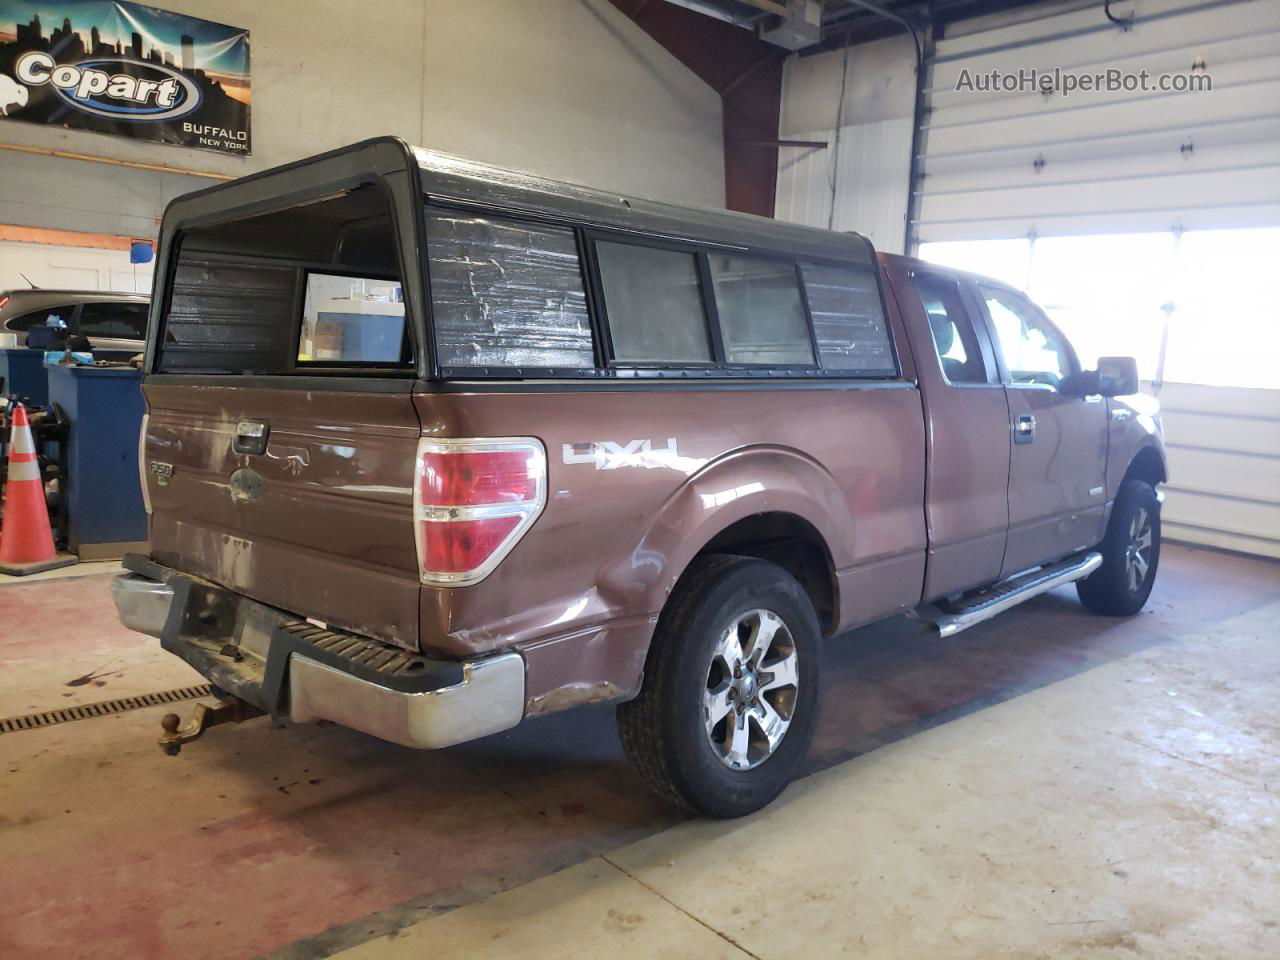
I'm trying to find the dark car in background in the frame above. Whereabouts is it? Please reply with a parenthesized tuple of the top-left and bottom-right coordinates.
(0, 289, 149, 358)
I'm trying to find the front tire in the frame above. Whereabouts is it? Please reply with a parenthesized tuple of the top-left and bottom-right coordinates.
(617, 555, 821, 819)
(1077, 479, 1161, 616)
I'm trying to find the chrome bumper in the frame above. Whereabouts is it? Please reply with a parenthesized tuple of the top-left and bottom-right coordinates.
(111, 574, 176, 638)
(288, 653, 524, 749)
(110, 569, 526, 750)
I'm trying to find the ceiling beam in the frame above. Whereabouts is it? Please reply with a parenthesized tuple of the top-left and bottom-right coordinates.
(608, 0, 786, 217)
(736, 0, 791, 16)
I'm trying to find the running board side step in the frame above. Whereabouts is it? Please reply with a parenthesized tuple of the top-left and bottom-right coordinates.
(932, 551, 1103, 639)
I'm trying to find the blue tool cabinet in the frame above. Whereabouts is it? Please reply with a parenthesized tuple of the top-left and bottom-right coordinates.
(46, 364, 148, 559)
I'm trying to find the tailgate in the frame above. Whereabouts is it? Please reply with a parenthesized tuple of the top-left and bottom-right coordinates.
(143, 381, 423, 649)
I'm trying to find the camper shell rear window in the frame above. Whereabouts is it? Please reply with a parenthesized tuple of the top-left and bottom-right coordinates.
(156, 185, 413, 375)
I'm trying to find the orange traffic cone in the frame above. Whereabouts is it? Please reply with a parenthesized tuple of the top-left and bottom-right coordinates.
(0, 405, 75, 575)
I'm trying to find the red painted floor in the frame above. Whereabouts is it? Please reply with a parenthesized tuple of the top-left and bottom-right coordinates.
(0, 543, 1276, 960)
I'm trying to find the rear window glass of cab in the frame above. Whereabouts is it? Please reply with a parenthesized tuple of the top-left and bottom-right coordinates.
(424, 207, 898, 378)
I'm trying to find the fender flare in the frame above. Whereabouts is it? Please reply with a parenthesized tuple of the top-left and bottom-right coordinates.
(595, 445, 852, 615)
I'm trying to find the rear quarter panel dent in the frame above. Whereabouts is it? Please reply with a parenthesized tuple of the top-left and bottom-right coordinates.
(612, 444, 854, 612)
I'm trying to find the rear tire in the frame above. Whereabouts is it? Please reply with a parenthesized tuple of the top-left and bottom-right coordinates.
(1077, 479, 1161, 616)
(617, 555, 821, 819)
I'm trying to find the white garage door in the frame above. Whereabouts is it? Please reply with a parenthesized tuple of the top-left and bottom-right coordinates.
(916, 0, 1280, 241)
(914, 0, 1280, 558)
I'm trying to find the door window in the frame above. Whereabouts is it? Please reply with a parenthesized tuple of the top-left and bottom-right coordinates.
(76, 302, 148, 339)
(7, 306, 73, 331)
(981, 286, 1075, 389)
(911, 274, 988, 384)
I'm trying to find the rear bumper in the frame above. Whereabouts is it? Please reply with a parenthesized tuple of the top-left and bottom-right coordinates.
(111, 557, 525, 749)
(112, 574, 175, 637)
(287, 655, 523, 750)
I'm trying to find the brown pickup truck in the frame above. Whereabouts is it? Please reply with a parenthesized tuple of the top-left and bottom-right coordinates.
(113, 138, 1166, 818)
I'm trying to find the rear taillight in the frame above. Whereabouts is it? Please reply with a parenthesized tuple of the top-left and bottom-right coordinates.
(413, 437, 546, 585)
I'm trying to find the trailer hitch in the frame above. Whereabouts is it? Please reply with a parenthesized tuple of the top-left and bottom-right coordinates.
(158, 695, 265, 756)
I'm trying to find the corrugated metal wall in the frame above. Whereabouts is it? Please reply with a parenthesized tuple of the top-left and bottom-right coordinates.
(775, 118, 915, 252)
(775, 35, 917, 253)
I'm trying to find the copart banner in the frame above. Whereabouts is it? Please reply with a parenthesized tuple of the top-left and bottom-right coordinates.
(0, 1, 250, 155)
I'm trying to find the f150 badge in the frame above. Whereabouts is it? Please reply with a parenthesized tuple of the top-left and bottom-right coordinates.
(563, 438, 679, 471)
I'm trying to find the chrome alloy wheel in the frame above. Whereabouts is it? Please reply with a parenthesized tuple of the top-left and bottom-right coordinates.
(702, 608, 800, 771)
(1125, 506, 1154, 593)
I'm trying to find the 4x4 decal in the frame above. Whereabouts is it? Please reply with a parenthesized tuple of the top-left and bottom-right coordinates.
(562, 438, 679, 471)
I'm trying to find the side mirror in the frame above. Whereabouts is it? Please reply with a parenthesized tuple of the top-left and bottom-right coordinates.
(1095, 356, 1139, 397)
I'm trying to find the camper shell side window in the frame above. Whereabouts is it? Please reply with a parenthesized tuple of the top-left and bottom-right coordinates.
(422, 203, 902, 382)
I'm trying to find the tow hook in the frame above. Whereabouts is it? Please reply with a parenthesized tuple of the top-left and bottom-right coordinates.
(158, 695, 265, 756)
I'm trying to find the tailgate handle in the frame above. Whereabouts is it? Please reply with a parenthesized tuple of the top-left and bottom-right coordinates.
(234, 420, 270, 455)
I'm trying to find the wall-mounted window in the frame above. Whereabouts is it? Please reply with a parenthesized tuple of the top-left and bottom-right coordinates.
(921, 228, 1280, 390)
(1166, 227, 1280, 391)
(708, 254, 814, 366)
(426, 210, 594, 370)
(1027, 233, 1172, 382)
(801, 264, 895, 374)
(596, 241, 712, 364)
(919, 239, 1031, 291)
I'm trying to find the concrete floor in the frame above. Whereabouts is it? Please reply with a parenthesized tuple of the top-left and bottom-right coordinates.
(1, 543, 1276, 959)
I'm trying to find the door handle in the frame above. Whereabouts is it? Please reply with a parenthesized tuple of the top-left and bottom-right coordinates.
(233, 420, 270, 455)
(1014, 414, 1036, 444)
